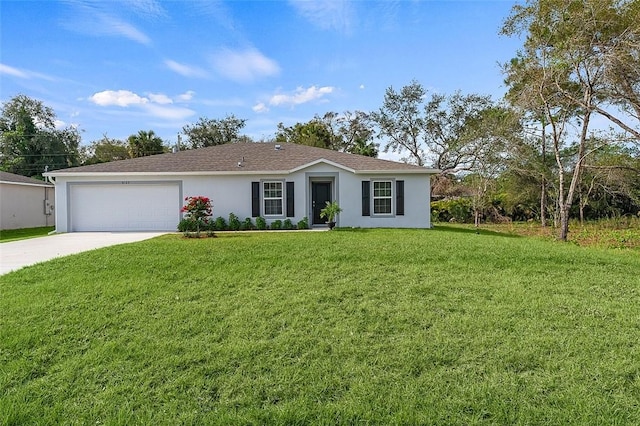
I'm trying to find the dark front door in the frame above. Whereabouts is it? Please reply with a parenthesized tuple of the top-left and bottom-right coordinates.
(312, 182, 332, 225)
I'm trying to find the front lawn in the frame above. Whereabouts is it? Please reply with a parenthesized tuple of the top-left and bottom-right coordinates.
(0, 226, 54, 243)
(1, 229, 639, 424)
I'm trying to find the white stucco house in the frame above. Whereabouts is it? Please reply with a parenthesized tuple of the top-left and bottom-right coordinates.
(44, 142, 439, 232)
(1, 171, 55, 230)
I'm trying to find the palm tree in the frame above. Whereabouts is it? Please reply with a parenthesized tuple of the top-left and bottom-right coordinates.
(127, 130, 165, 158)
(349, 138, 379, 157)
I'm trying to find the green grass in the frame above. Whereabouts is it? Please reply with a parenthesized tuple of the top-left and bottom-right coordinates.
(0, 226, 54, 243)
(2, 229, 640, 424)
(462, 217, 640, 250)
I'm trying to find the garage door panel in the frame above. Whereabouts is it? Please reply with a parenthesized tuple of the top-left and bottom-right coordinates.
(70, 183, 180, 231)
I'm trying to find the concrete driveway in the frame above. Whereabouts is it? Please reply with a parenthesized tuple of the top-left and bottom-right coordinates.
(0, 232, 167, 275)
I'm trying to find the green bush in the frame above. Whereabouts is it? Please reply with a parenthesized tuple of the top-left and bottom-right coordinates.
(255, 216, 267, 230)
(178, 218, 213, 232)
(283, 218, 294, 230)
(228, 213, 241, 231)
(431, 198, 473, 223)
(241, 217, 254, 230)
(271, 219, 283, 230)
(177, 218, 197, 232)
(297, 217, 309, 230)
(214, 216, 228, 231)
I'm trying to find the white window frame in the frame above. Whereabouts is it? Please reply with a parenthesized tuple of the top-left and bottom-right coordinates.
(372, 180, 393, 215)
(263, 181, 283, 216)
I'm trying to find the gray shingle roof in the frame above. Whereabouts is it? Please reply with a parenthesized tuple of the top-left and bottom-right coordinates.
(46, 143, 438, 175)
(0, 171, 53, 186)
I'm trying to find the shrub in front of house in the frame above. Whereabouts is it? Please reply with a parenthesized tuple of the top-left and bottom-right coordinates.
(179, 218, 215, 233)
(228, 213, 241, 231)
(297, 217, 309, 229)
(178, 218, 198, 232)
(255, 216, 267, 230)
(283, 218, 294, 230)
(214, 216, 228, 231)
(271, 219, 283, 230)
(241, 217, 254, 230)
(180, 196, 214, 237)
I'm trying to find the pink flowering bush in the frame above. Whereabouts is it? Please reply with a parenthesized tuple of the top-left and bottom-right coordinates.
(180, 196, 213, 236)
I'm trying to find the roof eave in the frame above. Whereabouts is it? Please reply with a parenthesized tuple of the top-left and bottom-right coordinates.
(354, 168, 440, 175)
(44, 170, 294, 177)
(0, 180, 53, 187)
(44, 166, 441, 177)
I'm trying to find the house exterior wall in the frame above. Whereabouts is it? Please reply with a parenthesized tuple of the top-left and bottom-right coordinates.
(53, 175, 183, 232)
(337, 171, 431, 229)
(51, 164, 432, 232)
(299, 163, 431, 228)
(0, 183, 54, 230)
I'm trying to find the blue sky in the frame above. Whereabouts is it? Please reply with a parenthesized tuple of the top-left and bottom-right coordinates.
(1, 0, 522, 155)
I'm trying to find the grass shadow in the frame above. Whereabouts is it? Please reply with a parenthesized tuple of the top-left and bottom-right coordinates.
(0, 226, 55, 243)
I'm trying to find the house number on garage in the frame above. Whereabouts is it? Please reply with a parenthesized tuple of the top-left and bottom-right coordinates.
(121, 181, 130, 184)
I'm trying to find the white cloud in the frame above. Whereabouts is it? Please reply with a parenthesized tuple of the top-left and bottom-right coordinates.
(176, 91, 195, 102)
(100, 15, 151, 45)
(90, 90, 149, 107)
(88, 89, 196, 121)
(359, 84, 365, 90)
(0, 63, 28, 78)
(165, 60, 208, 78)
(0, 63, 56, 81)
(268, 86, 335, 107)
(61, 2, 151, 45)
(54, 120, 67, 129)
(144, 103, 195, 120)
(148, 93, 173, 104)
(289, 0, 354, 33)
(211, 47, 280, 83)
(253, 102, 269, 113)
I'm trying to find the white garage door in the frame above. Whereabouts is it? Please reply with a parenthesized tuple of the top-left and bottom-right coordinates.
(70, 183, 180, 231)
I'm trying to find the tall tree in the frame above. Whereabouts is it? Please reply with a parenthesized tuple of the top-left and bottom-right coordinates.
(335, 111, 378, 157)
(82, 135, 129, 165)
(371, 80, 428, 166)
(424, 92, 500, 175)
(275, 111, 378, 157)
(464, 106, 521, 226)
(371, 81, 499, 173)
(0, 94, 80, 177)
(275, 115, 338, 150)
(502, 0, 640, 141)
(500, 0, 629, 240)
(127, 130, 165, 158)
(182, 115, 247, 149)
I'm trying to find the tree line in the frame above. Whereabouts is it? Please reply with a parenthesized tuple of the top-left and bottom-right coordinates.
(1, 0, 638, 240)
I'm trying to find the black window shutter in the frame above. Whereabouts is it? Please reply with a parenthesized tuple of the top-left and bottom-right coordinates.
(251, 182, 260, 217)
(362, 181, 370, 216)
(286, 181, 295, 217)
(396, 180, 405, 216)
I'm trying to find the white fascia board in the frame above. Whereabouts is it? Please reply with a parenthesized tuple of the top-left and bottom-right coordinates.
(0, 180, 53, 188)
(43, 170, 293, 177)
(353, 168, 440, 175)
(289, 158, 356, 174)
(43, 166, 441, 178)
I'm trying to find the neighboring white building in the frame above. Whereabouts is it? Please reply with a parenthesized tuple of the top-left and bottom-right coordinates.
(0, 171, 55, 230)
(44, 143, 439, 232)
